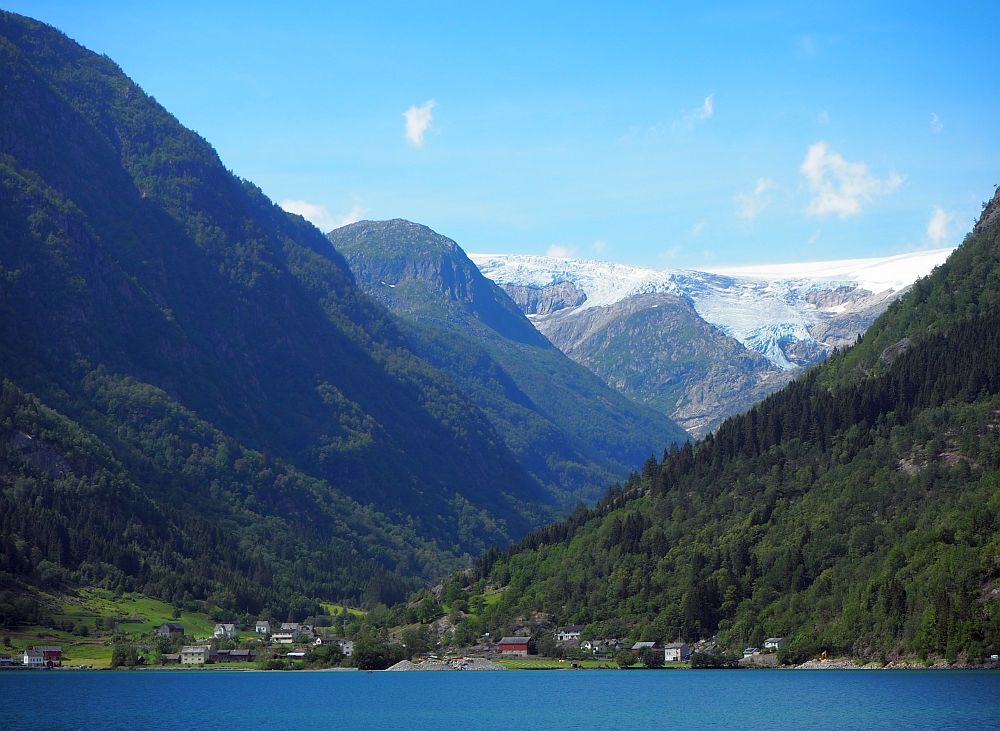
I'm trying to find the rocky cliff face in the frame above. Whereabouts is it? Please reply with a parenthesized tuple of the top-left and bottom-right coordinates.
(514, 290, 789, 436)
(504, 281, 587, 315)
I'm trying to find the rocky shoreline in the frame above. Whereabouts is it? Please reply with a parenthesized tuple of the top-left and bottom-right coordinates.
(385, 657, 505, 671)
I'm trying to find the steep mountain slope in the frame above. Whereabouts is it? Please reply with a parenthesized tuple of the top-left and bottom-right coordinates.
(472, 250, 951, 435)
(330, 219, 688, 504)
(437, 190, 1000, 661)
(0, 11, 555, 612)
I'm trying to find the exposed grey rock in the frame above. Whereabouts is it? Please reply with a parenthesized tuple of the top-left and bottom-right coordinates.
(503, 281, 587, 315)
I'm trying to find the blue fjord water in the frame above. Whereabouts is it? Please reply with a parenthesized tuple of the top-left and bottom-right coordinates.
(2, 668, 998, 729)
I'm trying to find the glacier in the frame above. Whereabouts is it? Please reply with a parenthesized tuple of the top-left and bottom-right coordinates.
(470, 248, 954, 371)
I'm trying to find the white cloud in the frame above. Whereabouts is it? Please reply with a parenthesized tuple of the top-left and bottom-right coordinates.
(403, 100, 436, 147)
(280, 199, 336, 230)
(800, 141, 903, 218)
(546, 244, 575, 258)
(691, 221, 705, 236)
(930, 112, 944, 134)
(332, 204, 365, 229)
(926, 205, 953, 245)
(817, 110, 830, 124)
(734, 177, 775, 221)
(674, 94, 714, 129)
(280, 200, 365, 232)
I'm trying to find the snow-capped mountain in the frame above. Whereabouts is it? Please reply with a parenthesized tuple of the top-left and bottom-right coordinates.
(470, 249, 953, 435)
(471, 249, 953, 370)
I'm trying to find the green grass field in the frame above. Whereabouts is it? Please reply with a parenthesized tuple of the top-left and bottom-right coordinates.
(497, 657, 618, 670)
(320, 602, 365, 618)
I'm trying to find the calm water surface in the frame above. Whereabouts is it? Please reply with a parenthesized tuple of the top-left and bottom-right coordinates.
(2, 668, 998, 729)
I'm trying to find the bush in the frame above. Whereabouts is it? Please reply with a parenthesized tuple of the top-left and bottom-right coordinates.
(689, 650, 739, 669)
(615, 650, 637, 668)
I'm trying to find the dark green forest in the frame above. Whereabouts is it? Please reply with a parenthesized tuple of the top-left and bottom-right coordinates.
(400, 193, 1000, 661)
(0, 10, 557, 622)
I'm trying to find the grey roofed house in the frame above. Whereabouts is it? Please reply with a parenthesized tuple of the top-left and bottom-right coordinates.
(630, 641, 660, 651)
(156, 622, 184, 637)
(763, 637, 786, 649)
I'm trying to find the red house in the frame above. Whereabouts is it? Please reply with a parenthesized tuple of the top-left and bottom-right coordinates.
(497, 636, 530, 657)
(35, 646, 62, 667)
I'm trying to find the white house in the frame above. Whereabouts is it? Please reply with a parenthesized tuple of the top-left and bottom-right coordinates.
(213, 623, 238, 639)
(663, 642, 690, 662)
(336, 638, 354, 657)
(255, 621, 271, 635)
(743, 647, 760, 658)
(272, 631, 296, 644)
(22, 649, 45, 667)
(763, 637, 786, 651)
(556, 625, 585, 643)
(180, 645, 210, 665)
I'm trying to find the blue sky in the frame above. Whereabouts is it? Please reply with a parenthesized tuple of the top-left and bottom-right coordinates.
(7, 1, 999, 267)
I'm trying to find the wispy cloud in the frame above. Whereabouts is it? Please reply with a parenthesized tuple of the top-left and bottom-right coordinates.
(546, 244, 575, 258)
(817, 110, 830, 124)
(280, 200, 365, 232)
(734, 178, 775, 221)
(691, 220, 706, 236)
(800, 142, 903, 217)
(403, 100, 436, 147)
(796, 35, 817, 59)
(930, 112, 944, 134)
(926, 205, 953, 245)
(674, 94, 714, 129)
(331, 204, 365, 229)
(592, 239, 607, 254)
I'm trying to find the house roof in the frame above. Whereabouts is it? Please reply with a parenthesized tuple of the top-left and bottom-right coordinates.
(158, 622, 184, 631)
(181, 645, 210, 653)
(215, 623, 236, 630)
(33, 646, 62, 652)
(24, 649, 43, 657)
(664, 642, 688, 649)
(631, 641, 658, 649)
(497, 636, 530, 645)
(559, 625, 585, 633)
(764, 637, 785, 643)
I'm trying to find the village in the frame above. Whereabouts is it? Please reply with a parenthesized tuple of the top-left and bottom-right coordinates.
(2, 614, 791, 671)
(0, 619, 356, 670)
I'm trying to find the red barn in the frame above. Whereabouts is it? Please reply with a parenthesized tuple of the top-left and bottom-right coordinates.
(35, 646, 62, 667)
(497, 636, 530, 657)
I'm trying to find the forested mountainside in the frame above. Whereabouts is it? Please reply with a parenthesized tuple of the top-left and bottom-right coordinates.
(330, 219, 687, 505)
(473, 250, 949, 436)
(0, 11, 558, 616)
(425, 188, 1000, 661)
